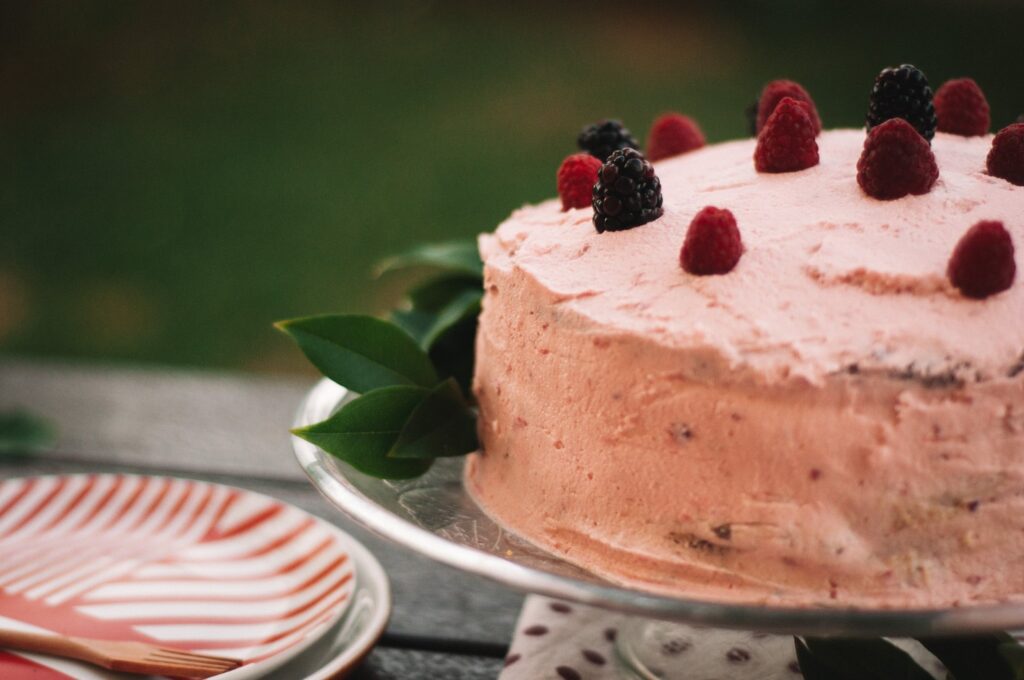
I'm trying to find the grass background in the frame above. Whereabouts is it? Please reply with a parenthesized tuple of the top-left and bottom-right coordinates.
(2, 1, 1022, 374)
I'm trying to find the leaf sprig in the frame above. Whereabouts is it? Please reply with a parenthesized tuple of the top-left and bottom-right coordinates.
(0, 410, 56, 458)
(278, 239, 483, 479)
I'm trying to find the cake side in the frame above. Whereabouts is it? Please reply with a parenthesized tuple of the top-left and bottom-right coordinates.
(466, 129, 1024, 606)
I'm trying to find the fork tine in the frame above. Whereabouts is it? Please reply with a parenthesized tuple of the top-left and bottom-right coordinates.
(111, 659, 231, 679)
(150, 649, 231, 661)
(148, 653, 237, 668)
(148, 660, 237, 671)
(147, 654, 239, 671)
(154, 647, 240, 663)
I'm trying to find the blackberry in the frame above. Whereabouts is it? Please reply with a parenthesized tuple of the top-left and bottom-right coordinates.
(866, 64, 937, 141)
(591, 148, 663, 233)
(577, 119, 639, 162)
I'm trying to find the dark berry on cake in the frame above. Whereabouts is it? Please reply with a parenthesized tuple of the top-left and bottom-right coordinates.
(680, 206, 743, 275)
(947, 220, 1016, 299)
(753, 97, 819, 173)
(986, 123, 1024, 186)
(866, 64, 938, 142)
(755, 80, 822, 136)
(934, 78, 990, 136)
(557, 153, 603, 211)
(856, 118, 938, 199)
(646, 113, 705, 162)
(591, 148, 663, 232)
(577, 120, 640, 162)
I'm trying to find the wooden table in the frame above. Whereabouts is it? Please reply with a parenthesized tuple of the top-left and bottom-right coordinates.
(0, 358, 523, 679)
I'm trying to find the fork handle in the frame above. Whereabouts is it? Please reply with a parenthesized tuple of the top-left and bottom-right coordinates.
(0, 629, 93, 663)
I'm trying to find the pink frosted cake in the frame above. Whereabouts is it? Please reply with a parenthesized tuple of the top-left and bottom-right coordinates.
(465, 76, 1024, 607)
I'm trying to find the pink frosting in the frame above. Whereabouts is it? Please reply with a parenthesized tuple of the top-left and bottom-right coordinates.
(466, 129, 1024, 607)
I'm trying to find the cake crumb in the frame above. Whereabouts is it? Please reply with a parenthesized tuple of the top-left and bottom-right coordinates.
(669, 422, 694, 443)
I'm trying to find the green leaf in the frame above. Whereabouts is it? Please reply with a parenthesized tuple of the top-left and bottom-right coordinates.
(0, 411, 56, 457)
(428, 312, 477, 396)
(389, 378, 478, 459)
(390, 308, 436, 345)
(419, 289, 482, 351)
(998, 640, 1024, 680)
(798, 638, 934, 680)
(918, 634, 1023, 680)
(275, 314, 438, 392)
(392, 275, 482, 354)
(291, 385, 434, 479)
(375, 240, 483, 278)
(408, 274, 483, 312)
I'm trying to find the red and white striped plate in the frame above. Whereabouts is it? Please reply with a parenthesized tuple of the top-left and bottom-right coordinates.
(0, 474, 357, 679)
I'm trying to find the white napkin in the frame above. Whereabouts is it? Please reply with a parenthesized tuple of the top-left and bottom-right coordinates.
(499, 595, 950, 680)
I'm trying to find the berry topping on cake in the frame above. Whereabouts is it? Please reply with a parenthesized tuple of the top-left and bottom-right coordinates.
(755, 80, 822, 136)
(986, 123, 1024, 186)
(646, 113, 706, 162)
(577, 119, 640, 162)
(867, 64, 938, 142)
(934, 78, 990, 136)
(947, 220, 1016, 299)
(556, 153, 603, 211)
(856, 118, 939, 200)
(753, 97, 820, 173)
(680, 206, 743, 275)
(591, 148, 663, 233)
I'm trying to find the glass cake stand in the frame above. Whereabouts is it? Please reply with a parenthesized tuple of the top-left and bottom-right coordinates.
(292, 379, 1024, 677)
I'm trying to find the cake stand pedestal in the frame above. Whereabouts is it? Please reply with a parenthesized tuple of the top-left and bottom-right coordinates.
(293, 378, 1024, 674)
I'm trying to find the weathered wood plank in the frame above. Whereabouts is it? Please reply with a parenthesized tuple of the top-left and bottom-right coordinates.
(0, 358, 311, 481)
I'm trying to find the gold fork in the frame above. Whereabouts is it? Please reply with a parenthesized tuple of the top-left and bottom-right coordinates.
(0, 628, 242, 678)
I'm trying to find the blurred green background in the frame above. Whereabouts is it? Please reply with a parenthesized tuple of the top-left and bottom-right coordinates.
(2, 1, 1022, 374)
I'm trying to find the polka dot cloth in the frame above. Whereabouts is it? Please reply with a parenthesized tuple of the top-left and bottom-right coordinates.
(500, 596, 957, 680)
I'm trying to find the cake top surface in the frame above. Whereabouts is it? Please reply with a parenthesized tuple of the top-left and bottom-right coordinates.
(482, 129, 1024, 385)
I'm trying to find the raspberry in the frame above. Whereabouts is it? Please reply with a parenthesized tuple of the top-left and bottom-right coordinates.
(986, 123, 1024, 186)
(755, 80, 822, 136)
(591, 148, 663, 233)
(934, 78, 990, 136)
(867, 64, 937, 142)
(646, 113, 705, 162)
(753, 97, 819, 173)
(577, 119, 639, 162)
(680, 206, 743, 275)
(947, 220, 1016, 299)
(856, 118, 938, 200)
(556, 153, 602, 211)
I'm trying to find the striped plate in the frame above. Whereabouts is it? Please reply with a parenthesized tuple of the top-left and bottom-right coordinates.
(0, 474, 357, 679)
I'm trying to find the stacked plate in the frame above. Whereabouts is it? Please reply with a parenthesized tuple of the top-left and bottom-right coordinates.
(0, 474, 389, 679)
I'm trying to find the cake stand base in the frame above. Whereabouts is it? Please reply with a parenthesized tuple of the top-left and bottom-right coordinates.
(614, 618, 802, 679)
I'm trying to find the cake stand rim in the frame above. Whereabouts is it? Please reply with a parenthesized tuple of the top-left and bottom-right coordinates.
(292, 377, 1024, 636)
